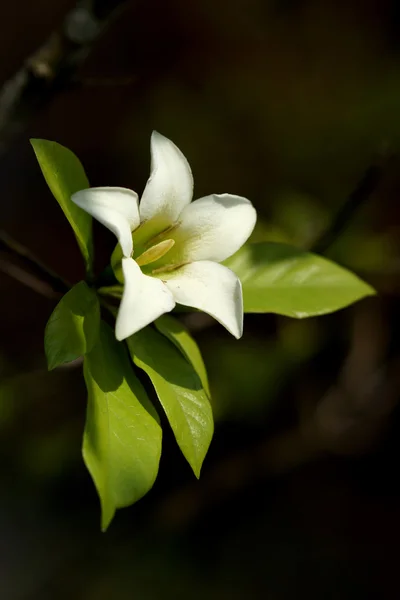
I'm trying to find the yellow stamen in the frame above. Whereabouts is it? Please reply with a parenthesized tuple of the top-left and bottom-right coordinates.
(135, 239, 175, 267)
(143, 222, 180, 249)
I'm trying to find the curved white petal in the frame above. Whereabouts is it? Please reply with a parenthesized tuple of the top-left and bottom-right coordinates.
(165, 194, 257, 264)
(162, 261, 243, 339)
(72, 187, 139, 257)
(115, 258, 175, 340)
(139, 131, 193, 228)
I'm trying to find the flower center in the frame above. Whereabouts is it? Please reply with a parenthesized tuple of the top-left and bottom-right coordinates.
(135, 239, 175, 267)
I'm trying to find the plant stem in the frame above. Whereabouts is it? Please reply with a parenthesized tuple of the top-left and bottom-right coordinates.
(0, 0, 129, 157)
(0, 230, 70, 298)
(311, 164, 383, 255)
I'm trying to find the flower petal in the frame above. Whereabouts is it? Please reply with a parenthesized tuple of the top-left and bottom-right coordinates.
(72, 187, 140, 257)
(162, 194, 257, 265)
(115, 258, 175, 340)
(139, 132, 193, 230)
(162, 261, 243, 339)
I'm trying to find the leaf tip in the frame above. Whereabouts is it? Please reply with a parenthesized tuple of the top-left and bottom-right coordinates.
(30, 138, 48, 154)
(45, 349, 57, 372)
(351, 280, 377, 304)
(100, 502, 115, 532)
(365, 284, 377, 297)
(192, 463, 202, 480)
(101, 517, 112, 533)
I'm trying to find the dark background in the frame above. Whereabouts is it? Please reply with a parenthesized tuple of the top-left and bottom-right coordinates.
(0, 0, 400, 598)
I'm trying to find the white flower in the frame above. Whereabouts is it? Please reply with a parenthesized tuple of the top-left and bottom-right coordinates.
(72, 132, 257, 341)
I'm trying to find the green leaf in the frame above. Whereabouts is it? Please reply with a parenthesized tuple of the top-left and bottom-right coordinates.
(31, 139, 93, 276)
(225, 242, 376, 317)
(97, 285, 123, 300)
(45, 281, 100, 370)
(127, 327, 213, 478)
(155, 314, 210, 397)
(111, 242, 124, 283)
(83, 322, 162, 531)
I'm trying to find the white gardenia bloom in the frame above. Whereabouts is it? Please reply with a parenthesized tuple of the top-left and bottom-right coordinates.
(72, 132, 257, 341)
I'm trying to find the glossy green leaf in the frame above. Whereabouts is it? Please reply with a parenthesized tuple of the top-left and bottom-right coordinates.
(31, 139, 93, 275)
(127, 327, 213, 478)
(225, 242, 376, 317)
(155, 314, 210, 397)
(83, 322, 162, 531)
(45, 281, 100, 370)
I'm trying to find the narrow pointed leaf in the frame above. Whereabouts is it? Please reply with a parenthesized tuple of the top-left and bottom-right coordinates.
(45, 281, 100, 370)
(127, 327, 213, 478)
(225, 242, 376, 317)
(155, 314, 210, 397)
(31, 139, 93, 275)
(83, 322, 162, 531)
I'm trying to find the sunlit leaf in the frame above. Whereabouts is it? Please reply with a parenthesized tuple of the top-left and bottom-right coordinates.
(127, 327, 213, 478)
(45, 281, 100, 370)
(83, 322, 162, 531)
(31, 139, 93, 275)
(225, 242, 376, 316)
(155, 314, 210, 397)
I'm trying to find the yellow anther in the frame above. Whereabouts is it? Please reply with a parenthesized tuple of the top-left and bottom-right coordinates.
(135, 239, 175, 267)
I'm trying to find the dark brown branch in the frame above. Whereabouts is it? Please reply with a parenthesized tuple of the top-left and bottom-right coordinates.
(0, 230, 70, 298)
(0, 0, 129, 156)
(0, 1, 130, 297)
(311, 164, 383, 255)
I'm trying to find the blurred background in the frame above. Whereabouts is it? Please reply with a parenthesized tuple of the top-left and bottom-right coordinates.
(0, 0, 400, 598)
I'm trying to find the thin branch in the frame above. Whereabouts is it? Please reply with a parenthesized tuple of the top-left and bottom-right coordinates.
(311, 163, 383, 255)
(0, 230, 70, 298)
(0, 1, 130, 297)
(0, 0, 129, 156)
(0, 259, 60, 299)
